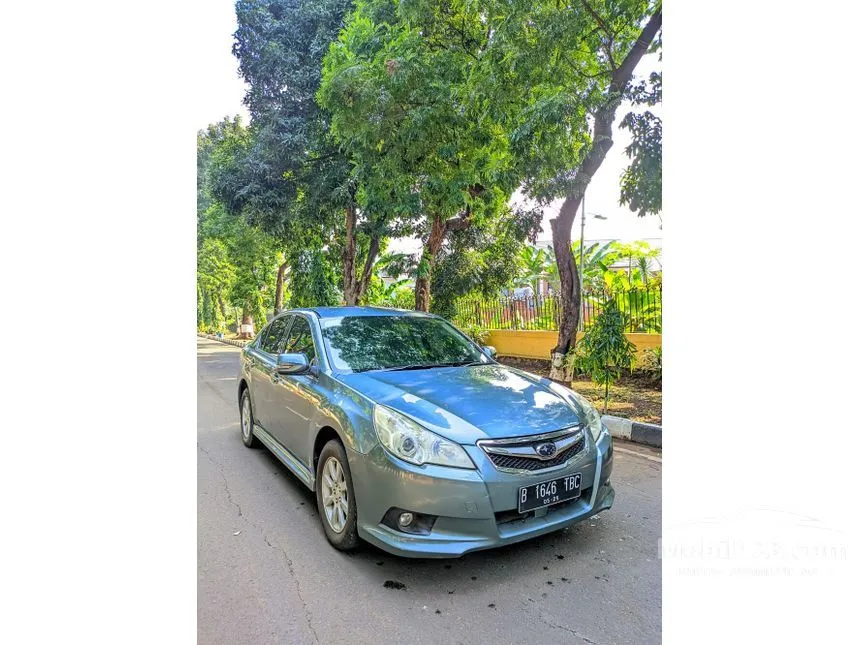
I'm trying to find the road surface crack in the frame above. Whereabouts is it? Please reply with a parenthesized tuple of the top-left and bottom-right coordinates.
(260, 531, 320, 644)
(539, 613, 604, 645)
(198, 443, 319, 644)
(197, 443, 243, 519)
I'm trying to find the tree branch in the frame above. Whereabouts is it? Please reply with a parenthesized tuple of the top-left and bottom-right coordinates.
(357, 232, 382, 300)
(554, 7, 662, 228)
(610, 8, 662, 96)
(581, 0, 617, 70)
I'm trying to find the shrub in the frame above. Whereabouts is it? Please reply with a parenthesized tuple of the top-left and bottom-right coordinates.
(567, 298, 637, 413)
(639, 346, 662, 385)
(460, 323, 490, 346)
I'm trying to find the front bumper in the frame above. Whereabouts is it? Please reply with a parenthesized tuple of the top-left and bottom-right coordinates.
(348, 428, 614, 558)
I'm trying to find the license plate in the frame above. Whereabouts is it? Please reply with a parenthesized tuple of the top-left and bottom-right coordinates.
(518, 473, 582, 513)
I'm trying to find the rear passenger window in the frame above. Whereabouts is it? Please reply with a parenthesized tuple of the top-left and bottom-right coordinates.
(283, 316, 317, 363)
(260, 316, 291, 355)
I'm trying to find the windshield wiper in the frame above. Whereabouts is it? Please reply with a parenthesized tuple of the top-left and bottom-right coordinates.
(378, 359, 486, 372)
(449, 359, 487, 367)
(377, 363, 440, 372)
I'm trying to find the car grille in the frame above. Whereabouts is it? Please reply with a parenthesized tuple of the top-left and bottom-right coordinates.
(479, 428, 586, 473)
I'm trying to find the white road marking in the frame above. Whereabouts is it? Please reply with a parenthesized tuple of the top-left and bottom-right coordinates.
(615, 446, 662, 463)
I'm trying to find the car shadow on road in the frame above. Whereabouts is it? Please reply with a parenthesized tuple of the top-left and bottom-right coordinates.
(342, 522, 608, 596)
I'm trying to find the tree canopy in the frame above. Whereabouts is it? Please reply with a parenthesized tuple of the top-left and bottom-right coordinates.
(319, 0, 526, 310)
(196, 0, 662, 343)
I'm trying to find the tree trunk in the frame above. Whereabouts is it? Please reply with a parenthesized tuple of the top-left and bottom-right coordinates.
(216, 293, 228, 323)
(342, 204, 359, 305)
(547, 8, 662, 382)
(274, 260, 289, 314)
(343, 201, 381, 306)
(413, 205, 475, 312)
(356, 232, 381, 304)
(414, 216, 448, 312)
(549, 209, 582, 380)
(240, 309, 254, 339)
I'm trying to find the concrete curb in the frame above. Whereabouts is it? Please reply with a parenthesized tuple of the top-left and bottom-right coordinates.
(198, 333, 663, 448)
(603, 414, 661, 448)
(198, 333, 249, 348)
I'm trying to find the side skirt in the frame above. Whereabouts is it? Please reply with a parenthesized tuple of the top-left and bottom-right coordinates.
(252, 423, 315, 490)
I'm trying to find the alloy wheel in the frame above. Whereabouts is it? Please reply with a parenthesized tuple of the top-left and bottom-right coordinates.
(241, 395, 252, 441)
(320, 457, 349, 533)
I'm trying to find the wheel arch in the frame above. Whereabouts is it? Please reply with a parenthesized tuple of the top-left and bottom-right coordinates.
(313, 426, 344, 474)
(237, 377, 250, 408)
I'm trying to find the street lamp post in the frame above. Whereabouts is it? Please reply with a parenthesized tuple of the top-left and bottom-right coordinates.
(579, 195, 586, 303)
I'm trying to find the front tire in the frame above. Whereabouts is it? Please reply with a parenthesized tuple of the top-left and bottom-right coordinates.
(239, 389, 259, 448)
(315, 440, 359, 551)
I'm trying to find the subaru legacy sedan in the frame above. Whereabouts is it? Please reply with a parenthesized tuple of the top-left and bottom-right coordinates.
(238, 307, 614, 558)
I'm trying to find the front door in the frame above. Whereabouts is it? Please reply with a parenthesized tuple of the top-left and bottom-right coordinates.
(270, 314, 324, 463)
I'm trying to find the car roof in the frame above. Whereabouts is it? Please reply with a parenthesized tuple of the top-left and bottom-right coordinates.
(301, 306, 436, 319)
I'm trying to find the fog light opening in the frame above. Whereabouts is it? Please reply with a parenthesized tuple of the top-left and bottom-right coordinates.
(381, 508, 437, 535)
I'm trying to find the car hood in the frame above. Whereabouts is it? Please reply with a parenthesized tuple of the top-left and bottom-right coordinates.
(337, 363, 581, 444)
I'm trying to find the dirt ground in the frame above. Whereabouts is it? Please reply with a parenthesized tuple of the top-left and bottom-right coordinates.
(497, 356, 662, 425)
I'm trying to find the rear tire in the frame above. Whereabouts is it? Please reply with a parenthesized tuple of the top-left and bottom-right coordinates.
(315, 440, 359, 551)
(240, 389, 259, 448)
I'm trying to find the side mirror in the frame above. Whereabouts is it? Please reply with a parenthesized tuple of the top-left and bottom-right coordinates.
(482, 345, 497, 359)
(276, 352, 310, 375)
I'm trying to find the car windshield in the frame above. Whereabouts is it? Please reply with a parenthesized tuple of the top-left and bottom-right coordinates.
(320, 315, 490, 373)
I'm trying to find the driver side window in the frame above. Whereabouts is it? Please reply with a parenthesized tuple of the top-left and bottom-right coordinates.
(259, 315, 292, 356)
(283, 316, 317, 364)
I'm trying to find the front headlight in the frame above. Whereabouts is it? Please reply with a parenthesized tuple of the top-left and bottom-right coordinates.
(568, 390, 604, 442)
(372, 405, 475, 469)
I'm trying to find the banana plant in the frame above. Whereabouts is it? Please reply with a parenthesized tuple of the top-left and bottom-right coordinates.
(571, 240, 621, 293)
(514, 246, 551, 295)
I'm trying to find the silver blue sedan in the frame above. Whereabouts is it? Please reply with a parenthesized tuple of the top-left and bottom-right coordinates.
(238, 307, 614, 558)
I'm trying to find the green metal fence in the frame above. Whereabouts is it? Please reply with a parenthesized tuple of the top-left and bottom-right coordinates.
(453, 288, 662, 333)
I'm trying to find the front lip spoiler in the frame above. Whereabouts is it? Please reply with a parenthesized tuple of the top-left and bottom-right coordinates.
(357, 482, 615, 559)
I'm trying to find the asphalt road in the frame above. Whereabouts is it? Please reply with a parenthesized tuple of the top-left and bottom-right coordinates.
(198, 337, 661, 645)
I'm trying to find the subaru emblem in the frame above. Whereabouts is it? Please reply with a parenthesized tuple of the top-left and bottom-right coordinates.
(535, 442, 557, 459)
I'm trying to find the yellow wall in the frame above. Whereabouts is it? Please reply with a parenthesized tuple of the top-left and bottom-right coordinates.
(486, 329, 661, 360)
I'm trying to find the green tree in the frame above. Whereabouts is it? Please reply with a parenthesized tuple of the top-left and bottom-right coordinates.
(417, 0, 661, 377)
(197, 238, 235, 332)
(430, 206, 542, 320)
(288, 248, 341, 308)
(197, 116, 246, 240)
(569, 298, 637, 413)
(229, 220, 280, 334)
(319, 0, 520, 311)
(197, 119, 283, 334)
(199, 200, 280, 334)
(620, 70, 662, 217)
(232, 0, 389, 307)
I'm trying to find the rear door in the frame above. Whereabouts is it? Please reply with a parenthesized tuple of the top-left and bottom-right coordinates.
(248, 314, 293, 435)
(244, 321, 273, 423)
